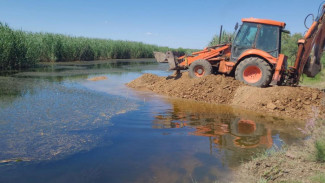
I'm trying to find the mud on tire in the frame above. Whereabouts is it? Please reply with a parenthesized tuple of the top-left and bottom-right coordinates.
(189, 59, 212, 78)
(235, 57, 272, 87)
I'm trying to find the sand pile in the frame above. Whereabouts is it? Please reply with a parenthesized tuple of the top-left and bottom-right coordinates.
(127, 72, 325, 120)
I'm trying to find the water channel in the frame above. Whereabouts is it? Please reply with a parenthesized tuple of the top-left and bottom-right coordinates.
(0, 59, 304, 183)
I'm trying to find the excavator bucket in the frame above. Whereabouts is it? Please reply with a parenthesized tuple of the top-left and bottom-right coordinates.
(304, 56, 322, 77)
(303, 46, 323, 77)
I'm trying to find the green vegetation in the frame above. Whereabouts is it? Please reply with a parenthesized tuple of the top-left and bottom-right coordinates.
(312, 173, 325, 183)
(279, 181, 302, 183)
(208, 31, 234, 46)
(258, 178, 268, 183)
(0, 22, 190, 70)
(302, 70, 325, 84)
(281, 33, 302, 65)
(316, 138, 325, 162)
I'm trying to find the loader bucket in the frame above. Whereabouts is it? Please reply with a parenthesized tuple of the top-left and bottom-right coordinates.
(153, 51, 168, 63)
(166, 51, 178, 70)
(153, 51, 179, 70)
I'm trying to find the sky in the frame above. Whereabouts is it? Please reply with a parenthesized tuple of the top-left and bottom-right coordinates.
(0, 0, 323, 49)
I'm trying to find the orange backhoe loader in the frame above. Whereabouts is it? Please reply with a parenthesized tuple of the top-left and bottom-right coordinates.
(155, 4, 325, 87)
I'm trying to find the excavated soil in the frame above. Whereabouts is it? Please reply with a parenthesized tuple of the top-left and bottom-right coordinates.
(127, 72, 325, 120)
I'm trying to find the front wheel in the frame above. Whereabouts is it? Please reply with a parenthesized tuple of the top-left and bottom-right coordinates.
(188, 59, 212, 78)
(235, 57, 272, 87)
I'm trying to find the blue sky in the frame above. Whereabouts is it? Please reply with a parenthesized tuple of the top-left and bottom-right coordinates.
(0, 0, 322, 49)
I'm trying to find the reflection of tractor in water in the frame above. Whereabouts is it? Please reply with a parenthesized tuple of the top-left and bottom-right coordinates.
(153, 111, 273, 149)
(191, 118, 272, 149)
(152, 100, 281, 166)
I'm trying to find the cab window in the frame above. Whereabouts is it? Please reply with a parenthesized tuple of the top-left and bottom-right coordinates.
(256, 24, 279, 57)
(231, 23, 258, 60)
(234, 23, 258, 48)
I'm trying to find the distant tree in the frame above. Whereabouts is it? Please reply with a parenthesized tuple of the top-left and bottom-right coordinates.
(208, 31, 234, 46)
(281, 33, 325, 67)
(281, 33, 303, 66)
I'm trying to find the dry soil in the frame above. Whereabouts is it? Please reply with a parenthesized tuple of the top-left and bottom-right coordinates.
(127, 72, 325, 120)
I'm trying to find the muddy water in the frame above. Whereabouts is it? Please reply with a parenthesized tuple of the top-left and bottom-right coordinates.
(0, 59, 304, 183)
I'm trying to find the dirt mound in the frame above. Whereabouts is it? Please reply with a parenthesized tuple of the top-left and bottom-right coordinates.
(87, 76, 108, 81)
(127, 72, 325, 120)
(128, 72, 243, 104)
(233, 86, 324, 119)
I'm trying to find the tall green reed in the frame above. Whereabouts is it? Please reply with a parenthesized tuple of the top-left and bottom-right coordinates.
(0, 22, 192, 70)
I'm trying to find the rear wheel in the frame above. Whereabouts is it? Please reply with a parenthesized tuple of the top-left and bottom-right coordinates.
(189, 59, 212, 78)
(235, 57, 272, 87)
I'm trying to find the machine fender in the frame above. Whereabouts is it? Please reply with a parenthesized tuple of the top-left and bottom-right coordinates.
(271, 54, 287, 85)
(237, 49, 277, 65)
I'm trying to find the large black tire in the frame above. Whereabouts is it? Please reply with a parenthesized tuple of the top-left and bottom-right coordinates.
(235, 57, 272, 87)
(188, 59, 212, 78)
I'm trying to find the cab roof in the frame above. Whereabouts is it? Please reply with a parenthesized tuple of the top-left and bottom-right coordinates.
(242, 18, 286, 28)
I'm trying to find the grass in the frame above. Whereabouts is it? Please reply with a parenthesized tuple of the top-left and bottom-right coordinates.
(258, 178, 268, 183)
(0, 22, 195, 70)
(311, 173, 325, 183)
(316, 138, 325, 162)
(279, 181, 303, 183)
(301, 70, 325, 84)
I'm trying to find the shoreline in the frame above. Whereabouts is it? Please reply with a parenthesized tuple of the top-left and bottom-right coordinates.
(234, 118, 325, 182)
(127, 72, 325, 121)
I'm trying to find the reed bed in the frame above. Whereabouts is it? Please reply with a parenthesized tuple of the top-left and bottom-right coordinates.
(0, 22, 190, 70)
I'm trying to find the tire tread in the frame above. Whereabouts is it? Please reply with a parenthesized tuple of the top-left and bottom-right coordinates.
(235, 57, 272, 87)
(189, 59, 212, 78)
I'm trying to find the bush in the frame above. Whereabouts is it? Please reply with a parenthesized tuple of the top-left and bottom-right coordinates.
(208, 31, 234, 46)
(315, 138, 325, 162)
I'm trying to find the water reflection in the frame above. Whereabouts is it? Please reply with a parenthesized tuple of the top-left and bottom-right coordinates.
(152, 99, 304, 167)
(12, 59, 160, 82)
(0, 59, 160, 109)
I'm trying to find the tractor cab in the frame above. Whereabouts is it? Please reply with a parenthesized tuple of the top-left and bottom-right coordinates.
(231, 18, 286, 61)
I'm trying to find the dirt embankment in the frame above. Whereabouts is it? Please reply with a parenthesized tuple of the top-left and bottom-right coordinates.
(127, 72, 325, 120)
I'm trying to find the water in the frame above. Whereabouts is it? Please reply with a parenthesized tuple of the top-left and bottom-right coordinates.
(0, 59, 304, 183)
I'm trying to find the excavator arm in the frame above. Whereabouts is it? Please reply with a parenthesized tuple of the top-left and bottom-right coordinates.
(288, 4, 325, 85)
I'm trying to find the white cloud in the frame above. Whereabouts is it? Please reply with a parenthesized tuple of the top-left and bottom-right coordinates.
(146, 32, 153, 35)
